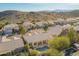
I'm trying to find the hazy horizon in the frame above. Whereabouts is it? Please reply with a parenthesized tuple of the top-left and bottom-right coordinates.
(0, 3, 79, 12)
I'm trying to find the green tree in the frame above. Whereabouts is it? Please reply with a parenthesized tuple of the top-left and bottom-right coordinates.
(48, 36, 70, 51)
(30, 49, 40, 56)
(0, 21, 9, 29)
(19, 25, 26, 34)
(75, 34, 79, 43)
(24, 44, 30, 50)
(18, 52, 28, 56)
(44, 48, 62, 56)
(67, 27, 77, 43)
(43, 24, 48, 32)
(0, 24, 3, 29)
(21, 36, 31, 55)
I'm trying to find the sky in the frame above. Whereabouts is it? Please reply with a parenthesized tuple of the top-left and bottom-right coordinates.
(0, 3, 79, 11)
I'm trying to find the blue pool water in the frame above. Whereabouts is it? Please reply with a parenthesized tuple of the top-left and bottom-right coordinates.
(36, 46, 48, 51)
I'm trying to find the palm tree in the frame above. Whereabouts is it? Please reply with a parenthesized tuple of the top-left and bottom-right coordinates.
(21, 36, 31, 56)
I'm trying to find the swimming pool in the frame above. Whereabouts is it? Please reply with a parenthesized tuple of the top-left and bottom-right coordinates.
(36, 46, 48, 51)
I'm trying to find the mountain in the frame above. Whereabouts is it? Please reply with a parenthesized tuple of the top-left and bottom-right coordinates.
(52, 9, 71, 12)
(0, 10, 79, 23)
(0, 10, 28, 23)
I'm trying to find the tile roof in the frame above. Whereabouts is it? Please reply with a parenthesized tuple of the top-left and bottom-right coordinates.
(23, 25, 62, 43)
(0, 36, 24, 55)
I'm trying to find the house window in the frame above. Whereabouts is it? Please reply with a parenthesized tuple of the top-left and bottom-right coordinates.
(43, 40, 47, 44)
(38, 41, 42, 46)
(34, 42, 37, 46)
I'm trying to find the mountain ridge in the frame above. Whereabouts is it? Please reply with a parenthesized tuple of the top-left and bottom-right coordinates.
(0, 10, 79, 23)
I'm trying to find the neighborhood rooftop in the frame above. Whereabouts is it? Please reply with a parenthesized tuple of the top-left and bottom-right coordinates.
(23, 25, 63, 43)
(0, 36, 24, 55)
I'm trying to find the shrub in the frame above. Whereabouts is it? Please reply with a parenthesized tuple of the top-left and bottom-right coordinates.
(67, 27, 77, 43)
(19, 25, 26, 34)
(30, 49, 40, 56)
(17, 52, 28, 56)
(44, 48, 62, 56)
(48, 36, 70, 51)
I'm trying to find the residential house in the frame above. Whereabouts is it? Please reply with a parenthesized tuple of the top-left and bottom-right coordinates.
(54, 18, 66, 25)
(59, 24, 73, 36)
(0, 35, 24, 56)
(74, 25, 79, 33)
(2, 24, 19, 36)
(0, 29, 3, 35)
(23, 21, 34, 30)
(74, 22, 79, 26)
(23, 25, 63, 49)
(35, 22, 44, 28)
(47, 20, 55, 26)
(62, 24, 72, 30)
(66, 18, 78, 24)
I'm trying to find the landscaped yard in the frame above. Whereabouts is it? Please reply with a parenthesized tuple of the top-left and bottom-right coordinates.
(73, 51, 79, 56)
